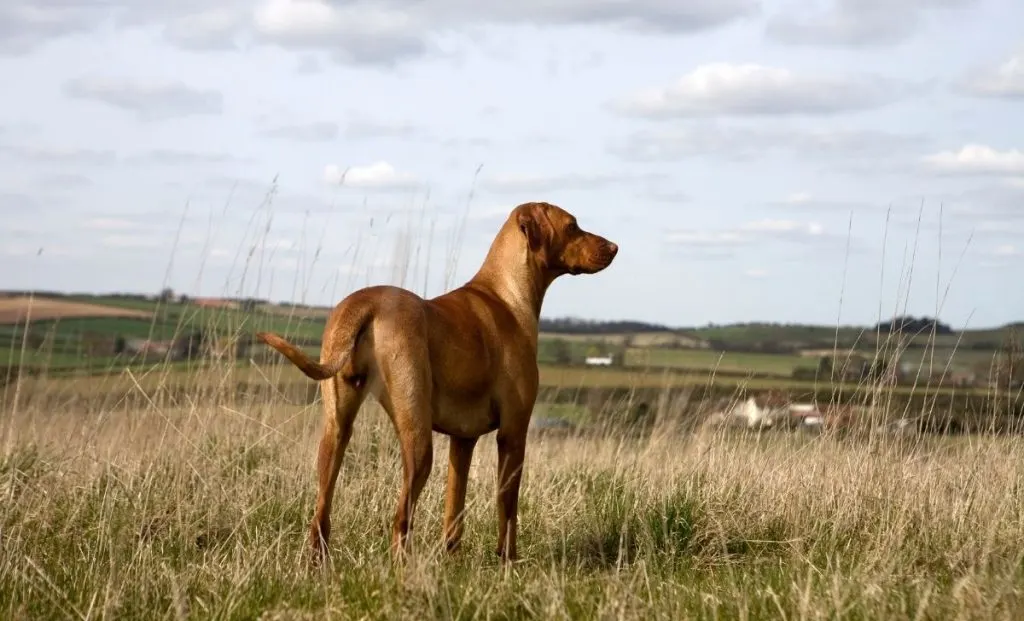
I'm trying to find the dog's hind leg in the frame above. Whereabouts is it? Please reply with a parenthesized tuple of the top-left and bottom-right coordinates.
(309, 374, 366, 562)
(382, 385, 434, 561)
(374, 327, 435, 561)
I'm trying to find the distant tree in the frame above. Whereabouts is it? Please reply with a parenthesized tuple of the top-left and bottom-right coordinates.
(867, 355, 894, 382)
(876, 315, 952, 336)
(996, 327, 1023, 389)
(158, 287, 175, 303)
(173, 330, 206, 360)
(538, 316, 671, 335)
(818, 356, 833, 378)
(549, 339, 572, 365)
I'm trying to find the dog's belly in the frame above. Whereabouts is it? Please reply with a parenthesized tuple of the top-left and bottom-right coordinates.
(431, 395, 499, 438)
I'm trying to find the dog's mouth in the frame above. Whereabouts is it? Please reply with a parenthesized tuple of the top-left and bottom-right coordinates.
(565, 242, 617, 275)
(567, 258, 612, 276)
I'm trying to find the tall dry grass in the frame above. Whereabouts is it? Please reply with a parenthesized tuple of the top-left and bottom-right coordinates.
(2, 184, 1022, 619)
(3, 398, 1024, 620)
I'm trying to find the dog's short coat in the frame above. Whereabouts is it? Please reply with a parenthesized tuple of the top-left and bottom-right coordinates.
(256, 201, 618, 562)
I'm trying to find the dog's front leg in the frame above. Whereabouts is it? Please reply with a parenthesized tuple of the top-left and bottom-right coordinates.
(495, 428, 527, 562)
(443, 436, 479, 553)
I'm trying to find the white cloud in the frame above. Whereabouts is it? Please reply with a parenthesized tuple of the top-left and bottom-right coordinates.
(1, 0, 757, 61)
(261, 121, 339, 142)
(344, 117, 419, 140)
(609, 124, 923, 162)
(35, 172, 93, 190)
(481, 171, 658, 194)
(127, 149, 248, 165)
(610, 63, 904, 118)
(665, 230, 747, 247)
(920, 182, 1024, 226)
(254, 0, 408, 39)
(0, 191, 41, 212)
(0, 144, 116, 165)
(83, 218, 138, 231)
(990, 244, 1020, 257)
(957, 50, 1024, 99)
(465, 205, 515, 223)
(0, 3, 97, 55)
(744, 268, 769, 278)
(162, 7, 247, 50)
(640, 188, 692, 205)
(977, 243, 1022, 268)
(667, 218, 829, 251)
(324, 161, 419, 190)
(767, 192, 869, 213)
(264, 238, 296, 252)
(3, 243, 74, 257)
(100, 234, 161, 249)
(766, 0, 978, 48)
(62, 77, 223, 120)
(781, 191, 814, 206)
(740, 219, 825, 236)
(269, 256, 300, 270)
(338, 256, 400, 276)
(922, 144, 1024, 176)
(252, 0, 428, 66)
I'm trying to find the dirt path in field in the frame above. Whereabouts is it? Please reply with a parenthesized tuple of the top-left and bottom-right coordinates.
(0, 297, 153, 324)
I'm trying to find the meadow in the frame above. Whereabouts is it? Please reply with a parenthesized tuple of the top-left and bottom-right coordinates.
(3, 370, 1024, 620)
(2, 194, 1023, 620)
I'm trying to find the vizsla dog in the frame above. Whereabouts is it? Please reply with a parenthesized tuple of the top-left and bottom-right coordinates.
(255, 201, 618, 563)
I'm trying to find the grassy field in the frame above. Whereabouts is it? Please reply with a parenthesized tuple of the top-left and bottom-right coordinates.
(1, 281, 1021, 618)
(0, 295, 329, 370)
(624, 347, 817, 375)
(0, 296, 153, 323)
(2, 295, 1017, 397)
(3, 378, 1024, 619)
(4, 358, 994, 416)
(687, 322, 1019, 349)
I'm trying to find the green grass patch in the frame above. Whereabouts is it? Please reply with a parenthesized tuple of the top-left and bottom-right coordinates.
(624, 347, 816, 375)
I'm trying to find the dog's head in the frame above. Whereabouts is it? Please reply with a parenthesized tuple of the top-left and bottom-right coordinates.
(513, 201, 618, 277)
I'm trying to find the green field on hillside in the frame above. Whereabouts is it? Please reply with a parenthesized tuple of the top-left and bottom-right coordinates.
(624, 347, 816, 375)
(2, 294, 1018, 398)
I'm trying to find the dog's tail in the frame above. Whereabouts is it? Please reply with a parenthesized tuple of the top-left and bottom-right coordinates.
(256, 305, 373, 381)
(254, 332, 345, 380)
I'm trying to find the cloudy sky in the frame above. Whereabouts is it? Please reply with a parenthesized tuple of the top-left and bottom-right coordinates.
(1, 0, 1022, 329)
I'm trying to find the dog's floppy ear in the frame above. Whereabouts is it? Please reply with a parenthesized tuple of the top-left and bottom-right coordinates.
(517, 205, 543, 252)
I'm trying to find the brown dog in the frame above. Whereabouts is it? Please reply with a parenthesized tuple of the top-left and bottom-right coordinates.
(255, 201, 618, 563)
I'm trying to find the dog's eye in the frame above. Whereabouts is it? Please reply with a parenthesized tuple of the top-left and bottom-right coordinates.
(567, 222, 579, 234)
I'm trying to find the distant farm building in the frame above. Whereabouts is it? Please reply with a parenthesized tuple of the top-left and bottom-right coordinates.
(585, 354, 615, 366)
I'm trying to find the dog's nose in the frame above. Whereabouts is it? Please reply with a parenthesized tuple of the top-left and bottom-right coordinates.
(607, 242, 618, 257)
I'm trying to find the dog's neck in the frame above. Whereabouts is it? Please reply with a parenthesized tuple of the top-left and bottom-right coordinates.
(467, 223, 553, 334)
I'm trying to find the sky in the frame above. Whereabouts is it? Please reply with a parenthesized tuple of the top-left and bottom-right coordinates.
(1, 0, 1022, 330)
